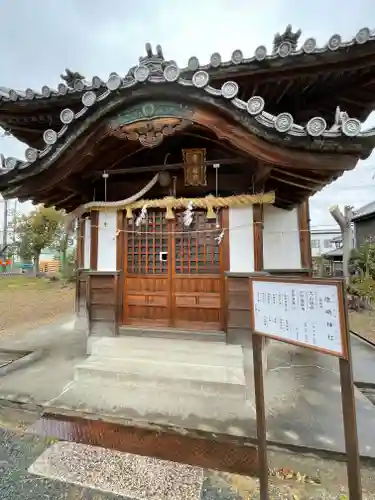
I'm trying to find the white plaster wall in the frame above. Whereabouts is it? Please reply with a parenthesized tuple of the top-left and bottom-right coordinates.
(229, 206, 254, 272)
(97, 211, 117, 271)
(84, 218, 91, 269)
(263, 205, 301, 269)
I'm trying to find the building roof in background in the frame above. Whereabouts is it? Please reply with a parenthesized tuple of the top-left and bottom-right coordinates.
(322, 246, 344, 258)
(352, 200, 375, 221)
(310, 228, 341, 235)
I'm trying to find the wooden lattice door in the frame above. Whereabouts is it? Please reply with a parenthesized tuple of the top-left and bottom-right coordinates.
(172, 211, 222, 330)
(123, 209, 223, 330)
(125, 210, 170, 326)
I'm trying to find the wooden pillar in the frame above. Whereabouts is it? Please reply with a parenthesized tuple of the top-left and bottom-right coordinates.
(116, 210, 125, 272)
(221, 208, 230, 332)
(118, 211, 128, 325)
(76, 218, 85, 313)
(90, 211, 99, 270)
(77, 218, 85, 269)
(253, 204, 264, 271)
(253, 204, 268, 370)
(298, 200, 312, 274)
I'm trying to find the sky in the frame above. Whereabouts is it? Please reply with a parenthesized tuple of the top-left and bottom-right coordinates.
(0, 0, 374, 230)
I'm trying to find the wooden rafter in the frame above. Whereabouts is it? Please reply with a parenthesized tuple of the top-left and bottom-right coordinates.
(271, 167, 325, 186)
(269, 174, 316, 190)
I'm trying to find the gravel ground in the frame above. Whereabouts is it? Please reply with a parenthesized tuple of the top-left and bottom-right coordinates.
(0, 427, 126, 500)
(0, 277, 74, 337)
(29, 441, 204, 500)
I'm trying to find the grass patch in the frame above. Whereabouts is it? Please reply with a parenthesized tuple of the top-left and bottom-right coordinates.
(0, 276, 74, 335)
(0, 276, 59, 292)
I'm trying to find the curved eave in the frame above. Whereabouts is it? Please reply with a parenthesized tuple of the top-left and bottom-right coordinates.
(0, 66, 374, 185)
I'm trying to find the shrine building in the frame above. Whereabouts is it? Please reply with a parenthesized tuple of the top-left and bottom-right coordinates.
(1, 26, 375, 341)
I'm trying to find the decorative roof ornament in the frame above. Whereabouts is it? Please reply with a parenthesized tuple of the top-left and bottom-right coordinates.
(325, 106, 361, 136)
(273, 24, 302, 54)
(127, 43, 175, 80)
(60, 69, 85, 89)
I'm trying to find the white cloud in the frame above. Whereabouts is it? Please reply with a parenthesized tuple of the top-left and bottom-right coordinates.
(1, 0, 374, 224)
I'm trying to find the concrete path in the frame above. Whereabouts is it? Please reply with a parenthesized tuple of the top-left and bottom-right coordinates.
(351, 333, 375, 386)
(0, 316, 86, 406)
(1, 318, 375, 460)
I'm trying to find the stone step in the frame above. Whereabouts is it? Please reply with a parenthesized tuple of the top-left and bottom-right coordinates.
(74, 355, 246, 388)
(88, 336, 243, 361)
(119, 326, 226, 343)
(88, 342, 244, 368)
(75, 372, 247, 399)
(45, 378, 254, 427)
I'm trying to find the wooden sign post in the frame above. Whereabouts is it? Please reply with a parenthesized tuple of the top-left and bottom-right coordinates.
(249, 276, 362, 500)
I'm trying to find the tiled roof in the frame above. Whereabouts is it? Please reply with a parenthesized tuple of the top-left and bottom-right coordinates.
(0, 26, 373, 103)
(1, 26, 375, 180)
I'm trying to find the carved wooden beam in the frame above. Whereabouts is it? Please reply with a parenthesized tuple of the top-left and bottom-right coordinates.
(109, 117, 192, 148)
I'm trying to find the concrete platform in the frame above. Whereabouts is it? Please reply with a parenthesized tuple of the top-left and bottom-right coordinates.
(45, 334, 375, 458)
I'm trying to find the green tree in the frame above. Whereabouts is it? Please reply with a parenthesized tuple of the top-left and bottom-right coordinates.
(13, 206, 64, 272)
(50, 220, 70, 277)
(349, 243, 375, 279)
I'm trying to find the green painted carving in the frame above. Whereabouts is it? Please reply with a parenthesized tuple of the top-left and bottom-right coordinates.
(109, 101, 194, 128)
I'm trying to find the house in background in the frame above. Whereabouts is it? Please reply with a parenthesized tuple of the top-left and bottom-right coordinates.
(322, 235, 344, 276)
(352, 201, 375, 247)
(310, 228, 341, 258)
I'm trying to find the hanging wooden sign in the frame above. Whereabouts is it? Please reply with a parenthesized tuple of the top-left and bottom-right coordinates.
(182, 148, 207, 187)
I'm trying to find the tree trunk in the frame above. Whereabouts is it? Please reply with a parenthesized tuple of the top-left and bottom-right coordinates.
(34, 250, 41, 274)
(61, 248, 67, 277)
(60, 235, 69, 277)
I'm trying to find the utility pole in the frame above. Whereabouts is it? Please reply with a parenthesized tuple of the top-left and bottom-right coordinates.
(2, 196, 7, 249)
(329, 205, 353, 283)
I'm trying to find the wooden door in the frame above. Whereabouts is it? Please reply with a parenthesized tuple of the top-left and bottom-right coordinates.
(173, 211, 222, 330)
(124, 209, 223, 331)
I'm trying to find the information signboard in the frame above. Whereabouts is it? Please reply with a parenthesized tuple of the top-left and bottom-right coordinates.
(248, 276, 360, 499)
(249, 276, 348, 359)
